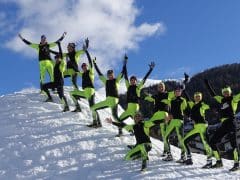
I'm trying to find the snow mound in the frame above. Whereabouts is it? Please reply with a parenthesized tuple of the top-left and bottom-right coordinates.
(0, 87, 239, 179)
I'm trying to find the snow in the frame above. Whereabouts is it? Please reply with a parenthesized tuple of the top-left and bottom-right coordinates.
(0, 87, 239, 179)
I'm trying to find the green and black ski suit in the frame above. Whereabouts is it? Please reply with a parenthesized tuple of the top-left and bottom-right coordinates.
(90, 61, 125, 126)
(205, 80, 240, 163)
(20, 34, 65, 86)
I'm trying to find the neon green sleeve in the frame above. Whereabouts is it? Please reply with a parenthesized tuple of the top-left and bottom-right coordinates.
(116, 73, 123, 83)
(181, 98, 188, 112)
(89, 67, 94, 82)
(233, 93, 240, 102)
(214, 96, 223, 103)
(168, 91, 175, 100)
(136, 81, 144, 97)
(188, 101, 194, 109)
(75, 50, 85, 63)
(60, 60, 66, 73)
(202, 103, 210, 111)
(62, 53, 67, 58)
(145, 95, 155, 102)
(125, 79, 130, 88)
(29, 43, 39, 50)
(99, 75, 107, 84)
(78, 72, 83, 77)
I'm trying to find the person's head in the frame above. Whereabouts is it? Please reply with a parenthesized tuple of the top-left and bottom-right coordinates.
(222, 87, 232, 97)
(67, 43, 76, 52)
(54, 54, 61, 63)
(40, 35, 47, 44)
(174, 88, 182, 97)
(107, 69, 114, 80)
(130, 76, 137, 85)
(134, 111, 143, 124)
(157, 82, 165, 92)
(81, 63, 88, 72)
(194, 92, 202, 103)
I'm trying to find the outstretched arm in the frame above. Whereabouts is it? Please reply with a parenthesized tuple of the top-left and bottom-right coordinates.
(18, 34, 32, 45)
(116, 57, 127, 82)
(93, 58, 103, 76)
(55, 32, 67, 43)
(204, 79, 216, 97)
(142, 61, 155, 84)
(85, 50, 93, 68)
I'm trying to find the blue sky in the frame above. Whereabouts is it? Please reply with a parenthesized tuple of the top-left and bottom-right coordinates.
(1, 0, 240, 95)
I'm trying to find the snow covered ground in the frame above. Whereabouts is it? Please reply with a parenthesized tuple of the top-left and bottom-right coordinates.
(0, 87, 239, 179)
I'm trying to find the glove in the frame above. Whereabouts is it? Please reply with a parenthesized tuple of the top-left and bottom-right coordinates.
(183, 72, 189, 84)
(123, 54, 128, 65)
(93, 57, 96, 63)
(85, 38, 89, 49)
(149, 61, 155, 69)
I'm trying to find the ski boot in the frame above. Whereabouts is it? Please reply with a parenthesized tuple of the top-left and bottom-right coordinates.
(45, 97, 53, 102)
(115, 128, 123, 137)
(229, 162, 239, 172)
(211, 160, 223, 168)
(162, 152, 173, 161)
(184, 155, 193, 165)
(63, 105, 70, 112)
(176, 153, 186, 163)
(72, 105, 81, 112)
(141, 159, 147, 171)
(161, 151, 167, 157)
(202, 158, 212, 169)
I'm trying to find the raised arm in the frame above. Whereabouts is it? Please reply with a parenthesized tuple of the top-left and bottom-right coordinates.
(116, 57, 127, 83)
(106, 117, 133, 131)
(18, 34, 32, 45)
(85, 50, 93, 68)
(55, 32, 67, 43)
(93, 58, 106, 84)
(142, 61, 155, 85)
(204, 79, 217, 97)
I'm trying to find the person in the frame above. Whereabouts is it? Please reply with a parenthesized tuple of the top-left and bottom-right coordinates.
(106, 111, 156, 171)
(116, 54, 155, 136)
(144, 82, 174, 156)
(18, 32, 67, 90)
(88, 57, 126, 128)
(162, 86, 188, 162)
(41, 42, 69, 112)
(204, 79, 240, 171)
(70, 42, 98, 117)
(181, 91, 213, 168)
(62, 40, 87, 90)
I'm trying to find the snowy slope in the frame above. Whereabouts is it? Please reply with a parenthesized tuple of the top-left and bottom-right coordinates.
(0, 87, 239, 180)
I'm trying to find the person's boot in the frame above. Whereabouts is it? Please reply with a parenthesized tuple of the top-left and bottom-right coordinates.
(211, 159, 223, 168)
(161, 150, 167, 157)
(87, 121, 98, 128)
(63, 105, 70, 112)
(184, 155, 193, 165)
(229, 162, 239, 172)
(72, 104, 81, 112)
(162, 152, 173, 161)
(141, 159, 147, 171)
(115, 128, 123, 137)
(202, 157, 212, 169)
(45, 97, 53, 102)
(176, 152, 186, 163)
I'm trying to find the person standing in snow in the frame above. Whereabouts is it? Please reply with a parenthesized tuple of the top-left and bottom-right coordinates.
(62, 40, 86, 90)
(88, 57, 126, 128)
(116, 54, 155, 136)
(106, 111, 156, 171)
(181, 91, 214, 168)
(18, 32, 67, 90)
(41, 42, 69, 112)
(144, 82, 174, 156)
(204, 79, 240, 171)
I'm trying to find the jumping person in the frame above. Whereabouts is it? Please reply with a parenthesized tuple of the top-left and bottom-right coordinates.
(62, 40, 87, 90)
(116, 54, 155, 136)
(144, 82, 174, 156)
(18, 32, 67, 90)
(41, 42, 69, 112)
(106, 111, 156, 171)
(181, 91, 213, 167)
(88, 57, 126, 128)
(204, 79, 240, 171)
(162, 86, 188, 162)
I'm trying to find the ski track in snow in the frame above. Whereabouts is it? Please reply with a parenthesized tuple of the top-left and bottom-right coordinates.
(0, 87, 239, 180)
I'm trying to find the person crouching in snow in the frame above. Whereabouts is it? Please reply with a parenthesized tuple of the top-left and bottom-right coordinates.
(106, 111, 156, 171)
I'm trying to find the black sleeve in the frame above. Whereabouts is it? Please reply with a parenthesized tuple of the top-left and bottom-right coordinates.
(93, 62, 103, 76)
(112, 121, 126, 128)
(49, 49, 59, 55)
(124, 64, 128, 81)
(55, 33, 65, 43)
(182, 89, 191, 101)
(85, 50, 93, 68)
(142, 67, 153, 84)
(204, 79, 216, 97)
(22, 38, 32, 45)
(58, 42, 63, 58)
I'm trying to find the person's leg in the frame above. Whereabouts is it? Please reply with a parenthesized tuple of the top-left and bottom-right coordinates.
(39, 61, 46, 84)
(163, 120, 176, 157)
(42, 82, 56, 101)
(45, 60, 54, 82)
(70, 89, 86, 112)
(174, 120, 186, 161)
(57, 85, 69, 112)
(71, 72, 78, 90)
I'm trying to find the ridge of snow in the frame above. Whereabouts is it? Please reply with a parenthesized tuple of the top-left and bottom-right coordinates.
(0, 87, 239, 179)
